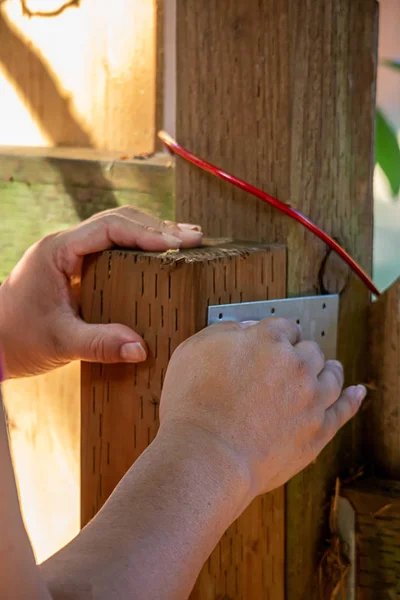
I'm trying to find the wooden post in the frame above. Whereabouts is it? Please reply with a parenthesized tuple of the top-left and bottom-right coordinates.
(341, 479, 400, 599)
(175, 1, 378, 597)
(331, 281, 400, 597)
(368, 278, 400, 478)
(80, 242, 286, 599)
(339, 281, 400, 596)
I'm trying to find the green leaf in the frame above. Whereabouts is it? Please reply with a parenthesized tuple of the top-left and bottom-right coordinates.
(382, 59, 400, 72)
(375, 108, 400, 197)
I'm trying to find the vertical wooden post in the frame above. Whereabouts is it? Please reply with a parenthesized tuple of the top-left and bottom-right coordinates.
(368, 278, 400, 478)
(80, 242, 287, 599)
(175, 1, 378, 597)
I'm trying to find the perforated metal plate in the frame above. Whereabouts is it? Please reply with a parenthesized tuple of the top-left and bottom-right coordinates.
(208, 295, 339, 359)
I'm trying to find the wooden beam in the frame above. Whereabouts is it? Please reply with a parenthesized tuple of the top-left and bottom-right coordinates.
(175, 2, 378, 597)
(0, 1, 161, 153)
(80, 242, 286, 599)
(0, 149, 174, 281)
(341, 479, 400, 599)
(367, 278, 400, 478)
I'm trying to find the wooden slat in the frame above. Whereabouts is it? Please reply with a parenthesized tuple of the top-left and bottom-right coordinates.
(0, 148, 173, 188)
(342, 479, 400, 599)
(367, 278, 400, 478)
(175, 2, 378, 596)
(80, 242, 286, 599)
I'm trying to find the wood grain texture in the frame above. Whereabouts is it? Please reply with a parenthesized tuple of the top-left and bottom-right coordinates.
(342, 479, 400, 599)
(175, 2, 378, 597)
(80, 242, 286, 599)
(368, 278, 400, 478)
(0, 0, 159, 153)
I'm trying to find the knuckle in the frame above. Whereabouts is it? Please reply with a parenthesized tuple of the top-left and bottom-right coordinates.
(34, 231, 59, 256)
(156, 218, 171, 229)
(310, 341, 325, 362)
(118, 205, 140, 217)
(206, 321, 243, 335)
(308, 410, 324, 436)
(264, 326, 286, 344)
(327, 359, 344, 379)
(174, 333, 205, 358)
(322, 370, 343, 399)
(89, 334, 108, 363)
(330, 371, 343, 395)
(49, 327, 67, 361)
(297, 367, 317, 399)
(104, 213, 122, 228)
(268, 316, 291, 330)
(321, 409, 342, 444)
(307, 435, 324, 461)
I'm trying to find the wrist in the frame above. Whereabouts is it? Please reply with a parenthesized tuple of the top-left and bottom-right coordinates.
(156, 419, 253, 522)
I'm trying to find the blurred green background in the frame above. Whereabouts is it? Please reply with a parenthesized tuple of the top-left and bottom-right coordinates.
(374, 1, 400, 292)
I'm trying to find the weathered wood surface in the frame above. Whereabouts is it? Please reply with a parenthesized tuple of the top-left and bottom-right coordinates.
(367, 278, 400, 479)
(0, 150, 174, 281)
(80, 242, 287, 600)
(342, 479, 400, 599)
(175, 1, 378, 597)
(0, 0, 160, 153)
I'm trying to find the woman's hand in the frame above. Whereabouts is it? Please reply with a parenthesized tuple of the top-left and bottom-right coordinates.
(39, 319, 366, 600)
(160, 318, 367, 498)
(0, 207, 202, 379)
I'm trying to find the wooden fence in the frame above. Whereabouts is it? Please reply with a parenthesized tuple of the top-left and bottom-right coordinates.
(3, 2, 398, 599)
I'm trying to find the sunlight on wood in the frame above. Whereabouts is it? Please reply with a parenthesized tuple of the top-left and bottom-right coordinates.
(3, 362, 80, 562)
(0, 0, 157, 152)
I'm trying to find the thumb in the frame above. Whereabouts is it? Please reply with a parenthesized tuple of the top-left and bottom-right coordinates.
(63, 318, 147, 364)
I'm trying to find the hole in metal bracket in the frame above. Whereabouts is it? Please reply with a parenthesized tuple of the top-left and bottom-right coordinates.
(207, 295, 339, 359)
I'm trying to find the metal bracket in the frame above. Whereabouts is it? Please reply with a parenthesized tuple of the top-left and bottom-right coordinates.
(208, 295, 339, 359)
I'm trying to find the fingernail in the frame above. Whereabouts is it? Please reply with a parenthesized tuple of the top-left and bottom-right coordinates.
(175, 229, 203, 244)
(352, 384, 367, 405)
(162, 233, 182, 248)
(239, 320, 258, 328)
(330, 360, 343, 371)
(120, 342, 147, 362)
(178, 223, 202, 232)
